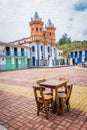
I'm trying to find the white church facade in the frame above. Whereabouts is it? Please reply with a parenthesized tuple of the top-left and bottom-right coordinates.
(28, 11, 59, 67)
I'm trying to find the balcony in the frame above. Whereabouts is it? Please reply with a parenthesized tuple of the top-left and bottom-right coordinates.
(6, 51, 10, 56)
(14, 51, 18, 56)
(21, 51, 24, 56)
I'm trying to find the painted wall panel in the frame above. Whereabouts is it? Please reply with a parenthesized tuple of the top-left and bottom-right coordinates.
(6, 58, 11, 70)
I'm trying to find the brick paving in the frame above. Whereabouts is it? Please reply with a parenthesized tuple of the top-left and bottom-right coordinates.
(0, 67, 87, 130)
(0, 91, 87, 130)
(0, 67, 87, 87)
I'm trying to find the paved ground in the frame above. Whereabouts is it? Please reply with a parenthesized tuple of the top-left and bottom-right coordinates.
(0, 67, 87, 130)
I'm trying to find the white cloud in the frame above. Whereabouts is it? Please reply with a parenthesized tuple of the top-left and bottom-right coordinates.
(0, 0, 87, 42)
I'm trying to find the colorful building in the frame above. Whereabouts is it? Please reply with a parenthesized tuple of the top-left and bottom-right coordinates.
(69, 48, 87, 65)
(0, 42, 30, 70)
(28, 11, 59, 66)
(0, 11, 63, 70)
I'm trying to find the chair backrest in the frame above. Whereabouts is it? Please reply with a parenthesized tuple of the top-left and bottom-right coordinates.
(36, 79, 46, 85)
(59, 77, 69, 82)
(66, 85, 73, 103)
(33, 86, 45, 104)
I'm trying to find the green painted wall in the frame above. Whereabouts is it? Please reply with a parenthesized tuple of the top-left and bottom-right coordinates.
(21, 58, 26, 68)
(27, 59, 30, 67)
(6, 58, 12, 70)
(0, 57, 30, 71)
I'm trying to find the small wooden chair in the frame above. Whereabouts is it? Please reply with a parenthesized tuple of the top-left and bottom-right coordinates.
(36, 79, 53, 95)
(58, 84, 73, 115)
(58, 77, 69, 93)
(36, 79, 46, 85)
(33, 86, 54, 119)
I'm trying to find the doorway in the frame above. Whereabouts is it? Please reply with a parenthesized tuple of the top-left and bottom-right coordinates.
(32, 57, 35, 66)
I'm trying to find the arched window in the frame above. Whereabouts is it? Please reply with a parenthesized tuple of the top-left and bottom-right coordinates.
(43, 33, 45, 36)
(40, 28, 42, 32)
(41, 46, 43, 52)
(54, 48, 55, 53)
(32, 46, 35, 52)
(48, 47, 50, 52)
(36, 27, 38, 31)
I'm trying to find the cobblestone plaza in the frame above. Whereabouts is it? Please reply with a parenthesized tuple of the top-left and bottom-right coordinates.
(0, 67, 87, 130)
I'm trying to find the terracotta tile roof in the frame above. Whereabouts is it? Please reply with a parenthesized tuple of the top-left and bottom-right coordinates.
(0, 42, 30, 49)
(70, 48, 87, 52)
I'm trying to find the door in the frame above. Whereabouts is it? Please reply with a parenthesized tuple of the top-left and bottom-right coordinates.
(32, 57, 35, 66)
(73, 58, 75, 65)
(78, 58, 82, 64)
(15, 58, 18, 68)
(21, 58, 25, 68)
(6, 58, 11, 70)
(27, 59, 30, 67)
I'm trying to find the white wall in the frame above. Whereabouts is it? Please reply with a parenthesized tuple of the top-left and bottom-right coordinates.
(82, 51, 85, 62)
(0, 46, 6, 56)
(0, 57, 6, 65)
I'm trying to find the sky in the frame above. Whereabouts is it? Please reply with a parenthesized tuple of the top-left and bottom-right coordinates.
(0, 0, 87, 43)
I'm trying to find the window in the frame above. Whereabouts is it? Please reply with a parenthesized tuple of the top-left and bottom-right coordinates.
(48, 47, 50, 52)
(59, 52, 62, 56)
(48, 55, 50, 60)
(71, 52, 73, 55)
(54, 48, 55, 53)
(2, 58, 4, 61)
(32, 46, 35, 52)
(41, 46, 43, 52)
(71, 52, 73, 58)
(32, 28, 34, 32)
(40, 28, 42, 32)
(79, 51, 82, 55)
(85, 58, 87, 62)
(36, 27, 38, 31)
(43, 33, 45, 36)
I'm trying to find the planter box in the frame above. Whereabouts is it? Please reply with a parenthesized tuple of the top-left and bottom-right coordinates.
(78, 64, 82, 67)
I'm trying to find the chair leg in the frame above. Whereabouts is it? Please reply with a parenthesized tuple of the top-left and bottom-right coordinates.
(56, 100, 60, 115)
(51, 101, 54, 113)
(60, 98, 64, 116)
(37, 104, 40, 116)
(66, 102, 70, 112)
(44, 102, 49, 119)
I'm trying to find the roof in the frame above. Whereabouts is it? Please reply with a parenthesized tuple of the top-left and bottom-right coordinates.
(31, 11, 42, 21)
(46, 18, 54, 27)
(70, 48, 87, 52)
(0, 42, 30, 49)
(9, 37, 30, 43)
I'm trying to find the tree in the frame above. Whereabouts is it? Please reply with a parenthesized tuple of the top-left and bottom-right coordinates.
(58, 33, 71, 45)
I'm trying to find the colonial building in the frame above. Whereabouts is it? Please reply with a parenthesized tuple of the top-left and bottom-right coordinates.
(0, 42, 30, 70)
(28, 11, 59, 66)
(69, 48, 87, 65)
(0, 11, 62, 70)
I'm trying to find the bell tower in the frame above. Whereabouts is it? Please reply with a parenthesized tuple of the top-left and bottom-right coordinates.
(29, 11, 44, 42)
(46, 18, 56, 45)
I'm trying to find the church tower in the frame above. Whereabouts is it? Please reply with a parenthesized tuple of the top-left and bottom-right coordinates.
(29, 11, 44, 42)
(45, 19, 56, 46)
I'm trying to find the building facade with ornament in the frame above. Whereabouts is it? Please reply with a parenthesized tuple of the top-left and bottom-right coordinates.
(28, 11, 60, 67)
(69, 48, 87, 65)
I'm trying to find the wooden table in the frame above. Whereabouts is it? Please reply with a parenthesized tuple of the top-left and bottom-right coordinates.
(40, 79, 67, 89)
(40, 79, 68, 113)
